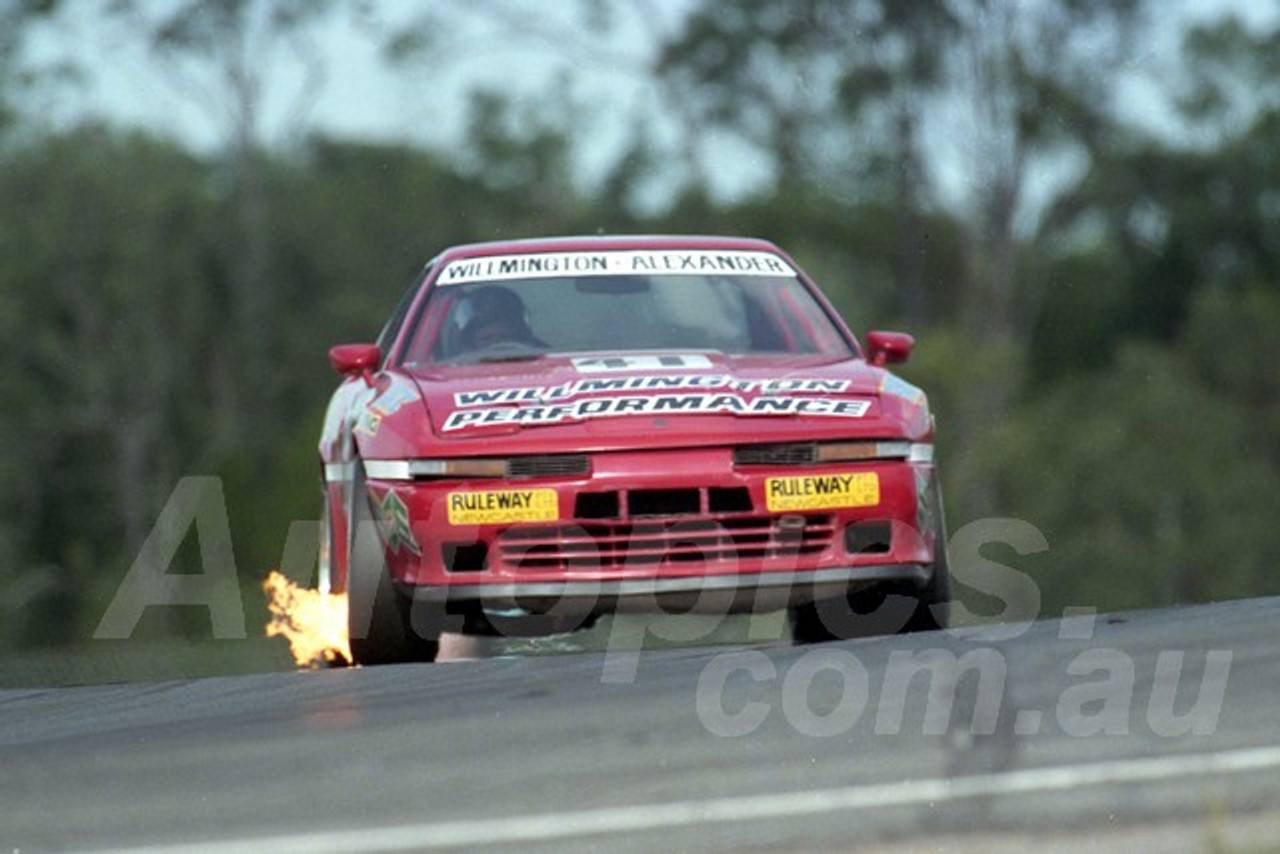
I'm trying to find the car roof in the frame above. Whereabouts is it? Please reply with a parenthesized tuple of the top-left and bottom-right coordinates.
(431, 234, 786, 265)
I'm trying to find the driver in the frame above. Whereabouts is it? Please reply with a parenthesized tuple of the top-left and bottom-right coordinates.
(455, 286, 545, 352)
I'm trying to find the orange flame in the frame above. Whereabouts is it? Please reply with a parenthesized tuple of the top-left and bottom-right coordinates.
(263, 570, 351, 668)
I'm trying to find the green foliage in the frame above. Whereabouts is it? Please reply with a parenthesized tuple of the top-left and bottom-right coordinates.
(894, 326, 1026, 520)
(982, 325, 1280, 614)
(653, 0, 959, 193)
(1183, 286, 1280, 463)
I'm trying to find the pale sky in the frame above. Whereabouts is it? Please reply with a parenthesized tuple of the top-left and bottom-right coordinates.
(19, 1, 728, 202)
(15, 0, 1274, 213)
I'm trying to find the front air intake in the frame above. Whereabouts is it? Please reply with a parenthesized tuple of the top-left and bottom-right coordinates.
(507, 455, 591, 478)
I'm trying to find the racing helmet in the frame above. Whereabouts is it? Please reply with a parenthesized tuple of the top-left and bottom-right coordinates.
(454, 285, 537, 348)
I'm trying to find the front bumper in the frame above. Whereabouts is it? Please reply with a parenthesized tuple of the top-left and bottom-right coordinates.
(360, 445, 941, 604)
(405, 563, 932, 614)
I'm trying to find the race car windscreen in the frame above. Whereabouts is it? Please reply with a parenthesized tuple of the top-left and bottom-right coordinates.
(402, 250, 855, 364)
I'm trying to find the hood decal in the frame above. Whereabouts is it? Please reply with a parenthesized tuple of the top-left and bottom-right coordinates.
(354, 381, 420, 438)
(571, 354, 713, 372)
(453, 374, 851, 408)
(442, 389, 871, 432)
(879, 373, 927, 405)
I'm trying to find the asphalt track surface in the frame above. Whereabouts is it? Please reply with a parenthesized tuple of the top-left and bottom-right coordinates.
(3, 597, 1279, 853)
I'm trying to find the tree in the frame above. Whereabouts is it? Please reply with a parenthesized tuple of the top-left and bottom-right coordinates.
(1026, 9, 1280, 382)
(980, 291, 1280, 613)
(97, 0, 353, 462)
(0, 127, 223, 636)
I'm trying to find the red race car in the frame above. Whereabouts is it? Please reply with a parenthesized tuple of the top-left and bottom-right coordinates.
(319, 235, 949, 664)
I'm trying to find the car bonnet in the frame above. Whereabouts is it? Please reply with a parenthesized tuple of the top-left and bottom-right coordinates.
(404, 352, 927, 452)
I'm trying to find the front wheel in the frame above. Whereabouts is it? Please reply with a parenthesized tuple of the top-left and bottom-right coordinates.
(791, 481, 951, 643)
(346, 471, 440, 665)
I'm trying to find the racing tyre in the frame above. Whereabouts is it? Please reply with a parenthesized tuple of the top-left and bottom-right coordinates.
(790, 481, 951, 643)
(346, 470, 440, 665)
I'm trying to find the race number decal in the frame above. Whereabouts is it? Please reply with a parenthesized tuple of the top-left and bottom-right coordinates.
(571, 355, 714, 372)
(765, 472, 880, 512)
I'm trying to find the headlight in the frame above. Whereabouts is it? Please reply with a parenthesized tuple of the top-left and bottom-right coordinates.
(734, 441, 933, 466)
(364, 458, 507, 480)
(816, 441, 912, 462)
(818, 441, 931, 463)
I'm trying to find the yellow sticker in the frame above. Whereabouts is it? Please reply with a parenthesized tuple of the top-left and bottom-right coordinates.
(766, 472, 880, 512)
(447, 488, 559, 525)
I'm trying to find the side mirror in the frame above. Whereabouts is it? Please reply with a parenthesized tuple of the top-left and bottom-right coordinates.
(329, 343, 381, 385)
(865, 331, 914, 366)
